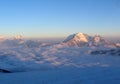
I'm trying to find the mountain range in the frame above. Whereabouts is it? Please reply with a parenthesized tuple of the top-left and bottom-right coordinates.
(0, 33, 119, 48)
(61, 33, 117, 48)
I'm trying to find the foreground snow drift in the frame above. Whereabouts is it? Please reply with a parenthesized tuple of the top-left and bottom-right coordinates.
(1, 67, 120, 84)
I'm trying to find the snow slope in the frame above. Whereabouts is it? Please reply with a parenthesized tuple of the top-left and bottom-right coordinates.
(1, 67, 120, 84)
(0, 34, 120, 84)
(63, 33, 115, 47)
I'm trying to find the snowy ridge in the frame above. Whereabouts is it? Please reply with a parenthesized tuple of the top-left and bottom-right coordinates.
(62, 33, 115, 48)
(0, 33, 119, 72)
(64, 33, 90, 43)
(0, 33, 120, 84)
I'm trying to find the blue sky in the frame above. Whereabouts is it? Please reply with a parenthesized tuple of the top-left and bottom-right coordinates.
(0, 0, 120, 38)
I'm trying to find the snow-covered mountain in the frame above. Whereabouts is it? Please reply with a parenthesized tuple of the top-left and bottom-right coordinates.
(0, 35, 55, 49)
(63, 33, 90, 47)
(0, 33, 120, 76)
(0, 35, 25, 47)
(0, 33, 117, 49)
(93, 35, 106, 46)
(62, 33, 115, 48)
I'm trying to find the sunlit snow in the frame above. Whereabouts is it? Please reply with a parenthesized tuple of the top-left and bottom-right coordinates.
(0, 33, 120, 84)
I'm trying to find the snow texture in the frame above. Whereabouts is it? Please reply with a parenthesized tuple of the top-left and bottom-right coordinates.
(0, 33, 120, 84)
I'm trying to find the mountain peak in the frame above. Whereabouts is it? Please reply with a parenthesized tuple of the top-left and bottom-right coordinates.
(63, 33, 90, 47)
(93, 35, 103, 43)
(62, 33, 114, 47)
(64, 33, 89, 43)
(74, 33, 89, 42)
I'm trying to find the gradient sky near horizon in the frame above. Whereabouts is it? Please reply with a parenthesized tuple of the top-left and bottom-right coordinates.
(0, 0, 120, 38)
